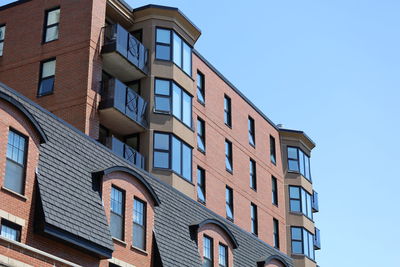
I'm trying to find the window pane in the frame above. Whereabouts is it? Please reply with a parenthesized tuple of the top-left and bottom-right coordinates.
(0, 224, 19, 241)
(290, 200, 301, 212)
(154, 151, 169, 168)
(306, 193, 312, 218)
(305, 156, 310, 179)
(4, 160, 24, 194)
(203, 236, 211, 258)
(156, 44, 170, 60)
(133, 200, 145, 225)
(38, 77, 55, 96)
(42, 60, 56, 78)
(182, 92, 192, 127)
(173, 32, 182, 67)
(288, 159, 299, 171)
(45, 26, 59, 42)
(301, 190, 307, 214)
(155, 79, 170, 95)
(182, 144, 192, 180)
(289, 186, 300, 199)
(291, 227, 302, 240)
(288, 147, 298, 159)
(155, 96, 170, 112)
(218, 244, 227, 267)
(299, 150, 305, 175)
(156, 28, 170, 44)
(197, 120, 205, 152)
(303, 229, 309, 256)
(0, 26, 6, 41)
(47, 9, 60, 25)
(292, 241, 303, 254)
(0, 42, 3, 56)
(154, 133, 169, 150)
(172, 84, 182, 119)
(172, 137, 181, 174)
(110, 213, 123, 240)
(182, 42, 191, 75)
(133, 224, 145, 249)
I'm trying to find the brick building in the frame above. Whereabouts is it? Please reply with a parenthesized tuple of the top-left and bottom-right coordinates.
(0, 1, 320, 267)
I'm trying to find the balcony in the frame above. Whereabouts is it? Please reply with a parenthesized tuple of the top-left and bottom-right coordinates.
(312, 191, 319, 213)
(314, 227, 321, 250)
(102, 24, 148, 82)
(105, 137, 145, 169)
(99, 78, 147, 135)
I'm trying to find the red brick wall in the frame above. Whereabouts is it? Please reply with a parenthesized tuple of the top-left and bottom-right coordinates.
(192, 53, 287, 252)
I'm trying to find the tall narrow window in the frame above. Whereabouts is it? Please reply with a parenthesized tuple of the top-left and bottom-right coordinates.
(0, 219, 21, 242)
(133, 198, 146, 250)
(43, 8, 60, 43)
(250, 203, 258, 235)
(225, 139, 233, 172)
(249, 159, 257, 190)
(154, 79, 171, 113)
(4, 130, 27, 195)
(248, 116, 255, 146)
(155, 28, 171, 60)
(197, 167, 206, 203)
(203, 236, 213, 267)
(224, 95, 232, 127)
(197, 118, 206, 152)
(218, 243, 228, 267)
(273, 218, 280, 249)
(225, 186, 234, 220)
(153, 132, 170, 169)
(197, 72, 205, 104)
(110, 186, 125, 240)
(0, 25, 6, 56)
(38, 58, 56, 96)
(270, 135, 276, 165)
(272, 176, 278, 206)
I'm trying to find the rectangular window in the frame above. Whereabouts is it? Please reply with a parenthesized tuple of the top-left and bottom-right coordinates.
(287, 146, 311, 180)
(43, 8, 60, 43)
(197, 72, 205, 104)
(110, 186, 125, 240)
(224, 95, 232, 127)
(197, 167, 206, 203)
(271, 176, 278, 206)
(155, 28, 192, 75)
(154, 78, 192, 127)
(0, 219, 21, 242)
(291, 227, 315, 260)
(4, 129, 27, 195)
(0, 25, 6, 56)
(197, 118, 206, 152)
(249, 159, 257, 190)
(270, 135, 276, 165)
(225, 139, 233, 173)
(133, 198, 146, 250)
(203, 236, 213, 267)
(250, 203, 258, 235)
(225, 186, 234, 220)
(153, 132, 192, 181)
(289, 186, 313, 219)
(248, 116, 255, 146)
(273, 218, 280, 249)
(38, 58, 56, 96)
(218, 243, 228, 267)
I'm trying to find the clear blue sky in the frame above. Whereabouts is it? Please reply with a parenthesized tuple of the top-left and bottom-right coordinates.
(3, 0, 399, 266)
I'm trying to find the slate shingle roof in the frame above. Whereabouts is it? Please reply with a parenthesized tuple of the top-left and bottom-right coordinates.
(0, 83, 293, 267)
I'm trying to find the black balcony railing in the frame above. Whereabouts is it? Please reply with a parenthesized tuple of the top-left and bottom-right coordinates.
(106, 137, 145, 169)
(314, 227, 321, 250)
(312, 190, 319, 213)
(103, 24, 148, 74)
(100, 78, 147, 128)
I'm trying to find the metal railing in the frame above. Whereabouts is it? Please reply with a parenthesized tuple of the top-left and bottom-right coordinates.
(106, 137, 145, 169)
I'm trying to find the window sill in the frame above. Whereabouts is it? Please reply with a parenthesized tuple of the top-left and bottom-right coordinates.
(197, 99, 205, 106)
(1, 187, 27, 201)
(197, 199, 206, 206)
(37, 91, 54, 98)
(272, 203, 279, 208)
(224, 123, 232, 129)
(42, 38, 59, 45)
(226, 217, 234, 223)
(197, 148, 206, 154)
(131, 245, 148, 255)
(250, 187, 257, 192)
(249, 142, 256, 148)
(225, 168, 233, 175)
(112, 237, 127, 246)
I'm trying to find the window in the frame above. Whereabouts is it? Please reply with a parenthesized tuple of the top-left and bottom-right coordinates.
(0, 25, 5, 56)
(110, 186, 125, 240)
(197, 167, 206, 203)
(153, 132, 192, 181)
(270, 135, 276, 165)
(197, 72, 205, 104)
(218, 243, 228, 267)
(289, 186, 313, 219)
(225, 186, 234, 220)
(0, 219, 21, 242)
(154, 78, 192, 127)
(273, 218, 280, 249)
(249, 159, 257, 190)
(43, 8, 60, 43)
(197, 118, 206, 152)
(224, 95, 232, 127)
(248, 116, 255, 146)
(4, 130, 27, 195)
(225, 139, 233, 172)
(133, 198, 146, 250)
(287, 146, 311, 180)
(38, 58, 56, 96)
(155, 28, 192, 75)
(250, 203, 258, 235)
(271, 176, 278, 206)
(291, 227, 315, 260)
(203, 236, 213, 267)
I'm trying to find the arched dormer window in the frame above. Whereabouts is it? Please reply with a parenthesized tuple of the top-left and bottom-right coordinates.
(257, 255, 290, 267)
